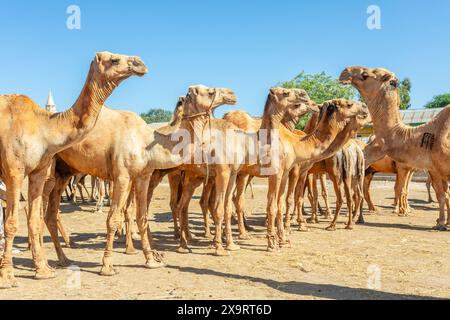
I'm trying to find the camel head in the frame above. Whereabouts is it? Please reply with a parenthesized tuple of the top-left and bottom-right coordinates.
(92, 52, 148, 84)
(319, 99, 369, 133)
(266, 88, 319, 119)
(339, 66, 399, 102)
(184, 85, 237, 117)
(169, 96, 186, 126)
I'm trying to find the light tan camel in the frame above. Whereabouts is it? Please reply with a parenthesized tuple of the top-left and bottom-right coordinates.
(45, 86, 236, 274)
(340, 66, 450, 230)
(0, 52, 147, 288)
(171, 89, 317, 254)
(230, 98, 368, 250)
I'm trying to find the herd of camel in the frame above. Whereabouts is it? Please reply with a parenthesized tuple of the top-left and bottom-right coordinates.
(0, 51, 449, 289)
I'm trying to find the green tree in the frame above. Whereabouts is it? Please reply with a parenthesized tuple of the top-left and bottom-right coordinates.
(398, 78, 412, 110)
(424, 93, 450, 109)
(140, 108, 172, 124)
(279, 71, 358, 129)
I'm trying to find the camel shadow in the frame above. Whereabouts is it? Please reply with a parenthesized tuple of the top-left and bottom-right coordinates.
(363, 222, 433, 232)
(166, 265, 443, 300)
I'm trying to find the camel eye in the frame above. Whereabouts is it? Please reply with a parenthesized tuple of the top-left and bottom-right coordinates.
(283, 92, 290, 97)
(111, 58, 120, 65)
(362, 72, 369, 80)
(390, 80, 398, 88)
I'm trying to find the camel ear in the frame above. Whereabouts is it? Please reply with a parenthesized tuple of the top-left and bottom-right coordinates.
(95, 53, 102, 63)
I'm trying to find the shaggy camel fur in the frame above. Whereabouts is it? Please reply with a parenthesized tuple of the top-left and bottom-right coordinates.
(0, 52, 147, 288)
(229, 98, 368, 250)
(45, 86, 236, 274)
(340, 66, 450, 230)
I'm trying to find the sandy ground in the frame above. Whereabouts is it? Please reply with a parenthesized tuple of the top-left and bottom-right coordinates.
(0, 179, 449, 300)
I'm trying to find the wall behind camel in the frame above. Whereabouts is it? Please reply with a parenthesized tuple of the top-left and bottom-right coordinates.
(0, 1, 449, 117)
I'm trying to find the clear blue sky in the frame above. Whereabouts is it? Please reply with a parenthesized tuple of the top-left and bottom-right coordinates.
(0, 0, 449, 117)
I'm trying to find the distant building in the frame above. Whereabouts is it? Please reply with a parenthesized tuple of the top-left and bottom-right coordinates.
(358, 107, 446, 138)
(45, 91, 57, 114)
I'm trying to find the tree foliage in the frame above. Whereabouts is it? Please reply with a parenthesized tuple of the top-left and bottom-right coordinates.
(398, 78, 412, 110)
(279, 71, 358, 129)
(140, 108, 172, 124)
(424, 93, 450, 109)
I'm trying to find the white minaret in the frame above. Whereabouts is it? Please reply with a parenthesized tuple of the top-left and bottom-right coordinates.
(46, 91, 56, 114)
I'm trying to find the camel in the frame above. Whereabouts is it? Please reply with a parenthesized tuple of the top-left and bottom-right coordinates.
(363, 155, 415, 215)
(340, 66, 450, 230)
(0, 52, 147, 288)
(45, 86, 237, 274)
(229, 98, 368, 250)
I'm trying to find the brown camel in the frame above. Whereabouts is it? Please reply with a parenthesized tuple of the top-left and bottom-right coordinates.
(0, 52, 147, 288)
(340, 66, 450, 230)
(45, 86, 236, 274)
(229, 98, 368, 250)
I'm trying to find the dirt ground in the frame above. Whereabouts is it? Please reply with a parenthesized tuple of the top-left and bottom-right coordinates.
(1, 179, 449, 300)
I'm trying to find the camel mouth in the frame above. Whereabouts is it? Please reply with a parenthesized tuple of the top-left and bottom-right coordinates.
(339, 70, 353, 85)
(223, 97, 237, 105)
(132, 67, 148, 77)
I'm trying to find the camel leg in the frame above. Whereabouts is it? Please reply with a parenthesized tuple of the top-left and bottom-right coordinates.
(199, 178, 213, 239)
(307, 174, 320, 224)
(100, 175, 131, 276)
(27, 167, 56, 280)
(363, 171, 377, 213)
(267, 173, 282, 251)
(134, 175, 165, 269)
(94, 179, 105, 213)
(294, 171, 309, 232)
(342, 172, 354, 230)
(45, 173, 73, 266)
(0, 174, 23, 288)
(175, 175, 198, 253)
(396, 168, 409, 216)
(426, 174, 434, 203)
(320, 174, 332, 219)
(404, 169, 414, 214)
(233, 174, 251, 240)
(168, 173, 182, 239)
(276, 171, 290, 247)
(123, 189, 137, 255)
(224, 172, 240, 251)
(285, 166, 299, 234)
(326, 174, 343, 231)
(429, 172, 448, 231)
(146, 170, 166, 213)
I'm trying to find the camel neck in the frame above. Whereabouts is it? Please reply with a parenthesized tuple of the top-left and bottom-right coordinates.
(365, 89, 432, 168)
(298, 115, 347, 162)
(48, 63, 115, 152)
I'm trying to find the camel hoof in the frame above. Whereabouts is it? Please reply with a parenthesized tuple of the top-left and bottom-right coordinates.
(279, 240, 291, 248)
(214, 248, 229, 257)
(238, 233, 252, 240)
(34, 267, 57, 280)
(0, 270, 19, 289)
(325, 225, 336, 232)
(0, 278, 19, 289)
(345, 224, 354, 230)
(297, 225, 309, 232)
(267, 246, 280, 253)
(176, 247, 192, 254)
(125, 248, 138, 255)
(99, 265, 119, 276)
(226, 243, 240, 251)
(65, 240, 78, 249)
(203, 233, 213, 240)
(306, 218, 319, 224)
(145, 259, 166, 269)
(57, 258, 73, 268)
(433, 224, 448, 232)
